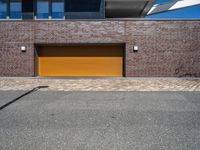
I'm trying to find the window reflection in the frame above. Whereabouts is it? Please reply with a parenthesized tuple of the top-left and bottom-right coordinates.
(52, 0, 64, 19)
(0, 0, 7, 19)
(10, 0, 22, 19)
(37, 0, 49, 19)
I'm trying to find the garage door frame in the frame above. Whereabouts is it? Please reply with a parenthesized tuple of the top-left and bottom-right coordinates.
(34, 43, 126, 77)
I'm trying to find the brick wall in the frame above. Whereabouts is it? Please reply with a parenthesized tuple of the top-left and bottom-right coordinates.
(0, 22, 35, 76)
(0, 20, 200, 77)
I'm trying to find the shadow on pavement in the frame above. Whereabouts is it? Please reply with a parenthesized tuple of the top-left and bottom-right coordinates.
(0, 86, 48, 111)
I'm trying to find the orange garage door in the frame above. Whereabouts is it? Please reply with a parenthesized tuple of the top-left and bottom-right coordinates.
(38, 45, 124, 77)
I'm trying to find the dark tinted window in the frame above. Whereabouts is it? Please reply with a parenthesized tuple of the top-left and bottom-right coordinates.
(0, 0, 7, 19)
(10, 0, 22, 19)
(22, 0, 34, 19)
(66, 0, 101, 12)
(65, 0, 104, 19)
(37, 0, 49, 19)
(22, 0, 33, 12)
(52, 0, 64, 19)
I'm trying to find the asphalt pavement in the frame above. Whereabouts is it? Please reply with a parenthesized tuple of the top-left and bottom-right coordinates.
(0, 91, 200, 150)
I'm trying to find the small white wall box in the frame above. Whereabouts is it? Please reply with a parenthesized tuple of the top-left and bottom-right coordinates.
(133, 45, 139, 52)
(21, 46, 26, 52)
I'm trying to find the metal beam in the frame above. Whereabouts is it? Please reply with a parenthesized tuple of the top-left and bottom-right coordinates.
(6, 0, 10, 19)
(140, 0, 156, 17)
(147, 0, 200, 15)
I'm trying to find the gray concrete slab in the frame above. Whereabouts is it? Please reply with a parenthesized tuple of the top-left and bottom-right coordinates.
(0, 91, 200, 150)
(0, 91, 28, 106)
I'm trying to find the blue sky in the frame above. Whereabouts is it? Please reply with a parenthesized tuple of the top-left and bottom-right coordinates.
(146, 0, 200, 19)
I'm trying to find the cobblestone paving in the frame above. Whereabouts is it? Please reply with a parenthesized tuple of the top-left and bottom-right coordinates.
(0, 78, 200, 91)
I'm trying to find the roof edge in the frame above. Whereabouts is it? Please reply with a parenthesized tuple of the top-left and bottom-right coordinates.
(140, 0, 156, 17)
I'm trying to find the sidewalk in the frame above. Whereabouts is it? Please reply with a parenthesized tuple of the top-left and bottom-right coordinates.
(0, 78, 200, 91)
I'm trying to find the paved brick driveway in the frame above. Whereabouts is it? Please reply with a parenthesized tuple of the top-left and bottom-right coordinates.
(0, 78, 200, 91)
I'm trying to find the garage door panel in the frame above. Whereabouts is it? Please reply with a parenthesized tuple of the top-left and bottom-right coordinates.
(38, 45, 123, 77)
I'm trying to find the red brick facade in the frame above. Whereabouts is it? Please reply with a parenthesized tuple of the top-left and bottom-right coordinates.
(0, 20, 200, 77)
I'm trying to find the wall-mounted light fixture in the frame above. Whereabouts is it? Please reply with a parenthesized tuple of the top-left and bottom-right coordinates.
(21, 46, 26, 52)
(133, 45, 139, 52)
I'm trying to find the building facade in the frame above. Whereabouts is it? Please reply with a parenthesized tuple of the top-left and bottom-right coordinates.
(0, 0, 200, 77)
